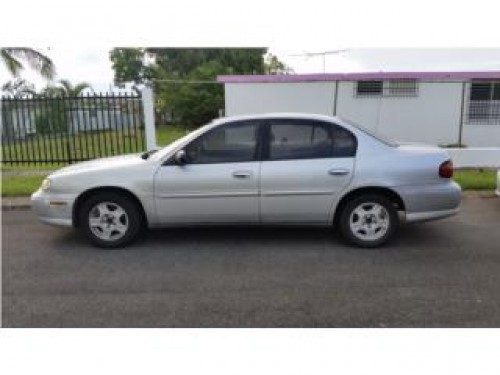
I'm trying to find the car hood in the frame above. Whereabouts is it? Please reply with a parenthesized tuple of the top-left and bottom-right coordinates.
(51, 154, 145, 177)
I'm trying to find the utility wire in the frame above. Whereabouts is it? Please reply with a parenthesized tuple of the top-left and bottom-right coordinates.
(152, 79, 222, 84)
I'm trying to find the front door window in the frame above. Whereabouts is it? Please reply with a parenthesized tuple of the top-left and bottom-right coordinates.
(184, 121, 258, 164)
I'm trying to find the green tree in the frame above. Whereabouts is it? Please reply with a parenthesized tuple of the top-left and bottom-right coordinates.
(157, 61, 225, 128)
(264, 53, 294, 74)
(34, 102, 67, 135)
(109, 48, 290, 127)
(1, 48, 55, 80)
(109, 48, 150, 85)
(110, 48, 269, 85)
(146, 48, 267, 78)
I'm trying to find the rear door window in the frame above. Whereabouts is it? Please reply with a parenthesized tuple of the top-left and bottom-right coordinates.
(267, 120, 356, 160)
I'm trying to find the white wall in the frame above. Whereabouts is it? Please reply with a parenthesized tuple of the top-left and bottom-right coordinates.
(224, 80, 500, 147)
(224, 82, 336, 116)
(336, 81, 463, 145)
(462, 125, 500, 147)
(447, 148, 500, 168)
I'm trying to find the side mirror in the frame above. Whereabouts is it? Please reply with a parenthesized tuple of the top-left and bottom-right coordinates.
(174, 149, 187, 165)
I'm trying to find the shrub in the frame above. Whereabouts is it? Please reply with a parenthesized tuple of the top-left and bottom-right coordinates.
(35, 102, 69, 135)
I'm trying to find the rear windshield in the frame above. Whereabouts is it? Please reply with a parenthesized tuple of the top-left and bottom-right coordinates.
(340, 118, 398, 147)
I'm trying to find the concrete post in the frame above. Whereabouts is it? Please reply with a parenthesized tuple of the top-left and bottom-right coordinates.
(332, 80, 339, 116)
(141, 86, 157, 150)
(458, 81, 467, 147)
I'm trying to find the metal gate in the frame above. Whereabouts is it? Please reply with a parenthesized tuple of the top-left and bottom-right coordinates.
(0, 92, 146, 165)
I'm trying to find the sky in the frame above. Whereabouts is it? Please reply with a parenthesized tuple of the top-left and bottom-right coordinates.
(2, 0, 500, 93)
(3, 48, 500, 93)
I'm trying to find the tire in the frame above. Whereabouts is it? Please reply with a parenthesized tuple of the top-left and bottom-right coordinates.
(79, 192, 143, 248)
(339, 194, 399, 248)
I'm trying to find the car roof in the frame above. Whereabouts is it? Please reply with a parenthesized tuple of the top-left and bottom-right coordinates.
(211, 113, 397, 147)
(213, 113, 344, 125)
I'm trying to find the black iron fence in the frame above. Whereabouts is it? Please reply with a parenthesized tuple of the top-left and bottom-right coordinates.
(0, 92, 146, 165)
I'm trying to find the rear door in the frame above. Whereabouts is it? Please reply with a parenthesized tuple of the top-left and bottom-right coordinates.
(259, 119, 357, 224)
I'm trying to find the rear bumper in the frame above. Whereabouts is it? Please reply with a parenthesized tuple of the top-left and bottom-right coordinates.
(31, 189, 75, 227)
(404, 207, 460, 223)
(393, 180, 462, 223)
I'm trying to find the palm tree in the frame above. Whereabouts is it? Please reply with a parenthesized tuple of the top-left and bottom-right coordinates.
(57, 79, 92, 96)
(41, 79, 92, 97)
(1, 79, 37, 98)
(1, 48, 56, 80)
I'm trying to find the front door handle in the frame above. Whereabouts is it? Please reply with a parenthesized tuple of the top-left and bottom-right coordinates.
(328, 168, 350, 176)
(232, 170, 252, 179)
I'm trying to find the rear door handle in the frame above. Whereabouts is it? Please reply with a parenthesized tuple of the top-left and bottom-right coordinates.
(328, 168, 350, 176)
(232, 170, 252, 179)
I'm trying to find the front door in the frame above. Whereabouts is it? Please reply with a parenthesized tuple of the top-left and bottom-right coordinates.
(154, 120, 261, 224)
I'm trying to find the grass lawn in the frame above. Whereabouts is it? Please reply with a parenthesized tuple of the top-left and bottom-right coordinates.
(1, 164, 64, 172)
(156, 125, 189, 146)
(453, 169, 497, 191)
(1, 174, 47, 197)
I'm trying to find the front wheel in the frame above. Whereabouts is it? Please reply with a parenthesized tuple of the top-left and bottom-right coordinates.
(80, 192, 142, 248)
(339, 195, 399, 248)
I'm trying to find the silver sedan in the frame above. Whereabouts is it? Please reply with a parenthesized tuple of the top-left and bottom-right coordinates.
(32, 113, 462, 248)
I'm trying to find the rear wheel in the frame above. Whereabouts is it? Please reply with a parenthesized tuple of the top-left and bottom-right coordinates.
(339, 194, 399, 248)
(80, 192, 142, 248)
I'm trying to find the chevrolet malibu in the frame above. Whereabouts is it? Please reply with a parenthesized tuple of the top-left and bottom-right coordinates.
(32, 113, 461, 248)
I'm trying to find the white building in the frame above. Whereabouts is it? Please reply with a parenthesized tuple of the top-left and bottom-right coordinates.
(218, 71, 500, 147)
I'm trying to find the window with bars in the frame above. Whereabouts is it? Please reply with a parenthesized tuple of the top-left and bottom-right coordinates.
(356, 80, 383, 96)
(468, 81, 500, 124)
(355, 79, 418, 97)
(388, 79, 418, 96)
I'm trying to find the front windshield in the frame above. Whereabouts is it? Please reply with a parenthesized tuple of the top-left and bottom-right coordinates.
(340, 117, 398, 147)
(149, 122, 214, 162)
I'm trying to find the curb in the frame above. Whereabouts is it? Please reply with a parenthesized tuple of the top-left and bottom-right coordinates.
(2, 198, 32, 211)
(1, 191, 497, 211)
(462, 191, 497, 199)
(1, 170, 54, 177)
(2, 203, 32, 211)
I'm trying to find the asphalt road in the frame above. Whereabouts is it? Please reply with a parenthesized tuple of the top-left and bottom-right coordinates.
(3, 196, 500, 328)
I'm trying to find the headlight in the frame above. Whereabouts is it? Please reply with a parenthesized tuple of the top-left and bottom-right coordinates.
(41, 178, 52, 191)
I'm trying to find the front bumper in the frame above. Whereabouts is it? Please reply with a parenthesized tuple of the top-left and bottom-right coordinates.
(31, 189, 76, 227)
(394, 180, 462, 223)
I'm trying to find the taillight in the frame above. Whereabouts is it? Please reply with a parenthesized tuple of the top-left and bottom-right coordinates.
(439, 160, 453, 178)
